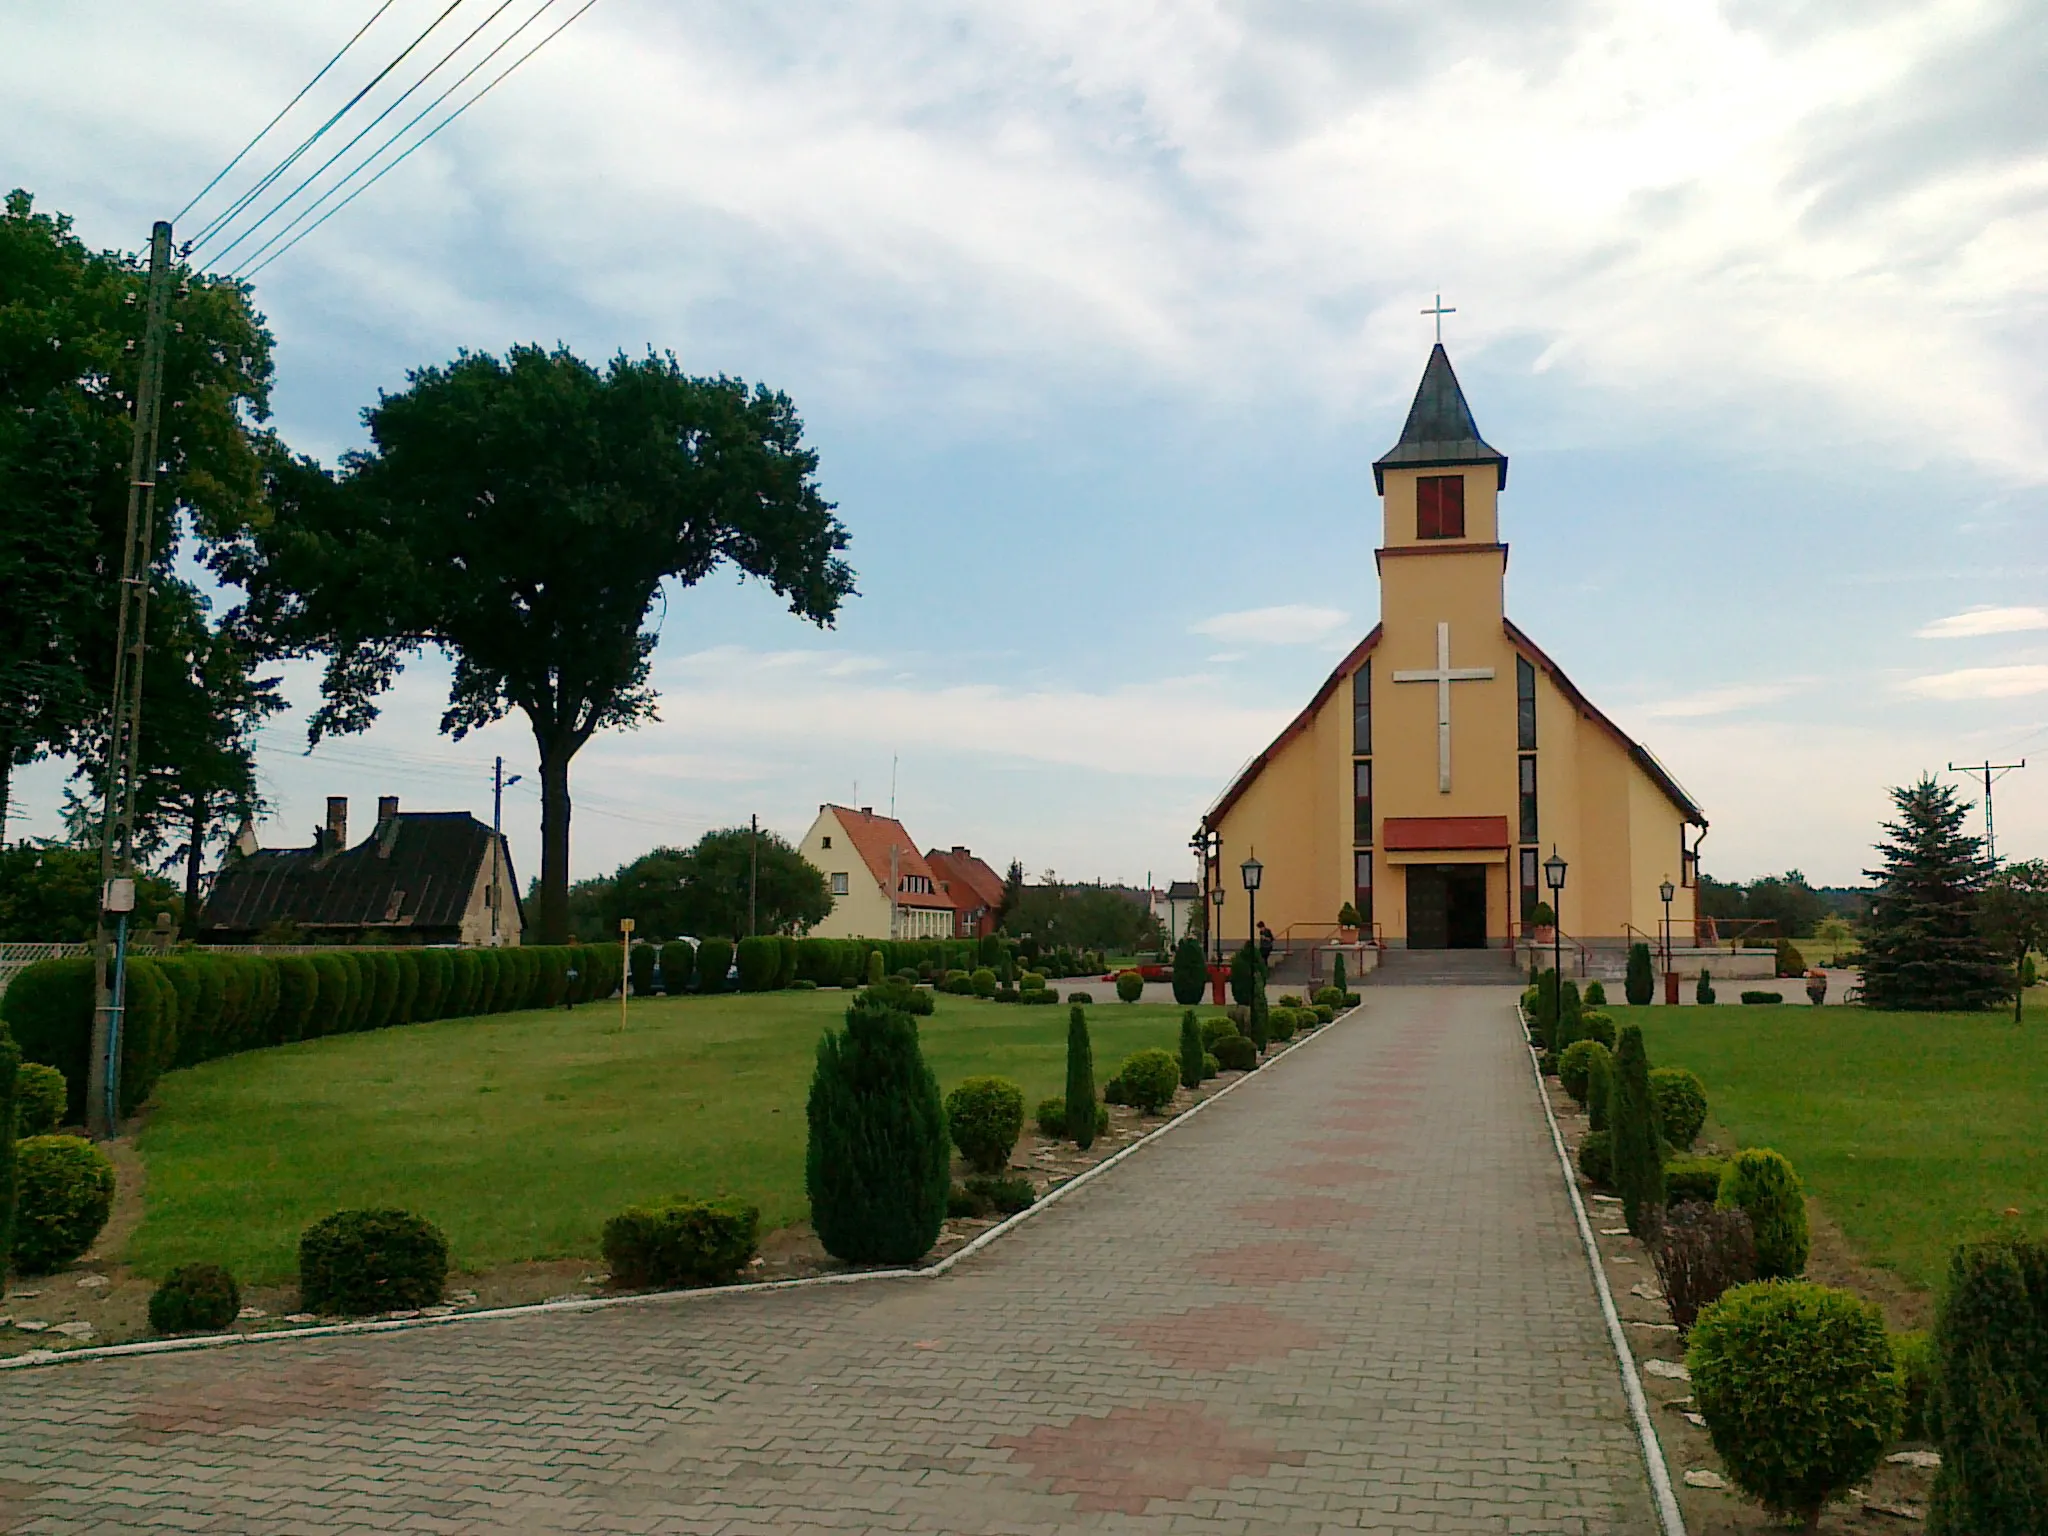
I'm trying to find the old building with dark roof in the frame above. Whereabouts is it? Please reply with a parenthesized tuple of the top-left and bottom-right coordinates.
(198, 795, 523, 947)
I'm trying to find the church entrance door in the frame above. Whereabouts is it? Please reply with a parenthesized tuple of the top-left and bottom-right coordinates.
(1405, 864, 1489, 950)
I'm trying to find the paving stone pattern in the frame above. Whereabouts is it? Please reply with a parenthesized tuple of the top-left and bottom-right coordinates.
(0, 987, 1656, 1533)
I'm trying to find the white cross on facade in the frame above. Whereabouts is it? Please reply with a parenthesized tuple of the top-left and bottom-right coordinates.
(1392, 621, 1495, 793)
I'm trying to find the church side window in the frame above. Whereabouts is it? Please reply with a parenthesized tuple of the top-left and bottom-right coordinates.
(1354, 851, 1373, 930)
(1517, 656, 1537, 749)
(1519, 755, 1539, 842)
(1520, 848, 1539, 923)
(1351, 664, 1371, 754)
(1416, 474, 1465, 540)
(1353, 760, 1373, 842)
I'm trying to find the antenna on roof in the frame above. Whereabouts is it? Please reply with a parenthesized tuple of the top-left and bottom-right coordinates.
(890, 755, 898, 819)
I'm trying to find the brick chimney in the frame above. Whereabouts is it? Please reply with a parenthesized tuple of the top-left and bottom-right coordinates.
(325, 796, 348, 851)
(377, 795, 400, 827)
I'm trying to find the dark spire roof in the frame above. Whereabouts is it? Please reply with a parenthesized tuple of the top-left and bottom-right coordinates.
(1373, 343, 1508, 493)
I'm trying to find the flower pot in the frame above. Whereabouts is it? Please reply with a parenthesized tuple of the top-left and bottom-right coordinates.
(1337, 926, 1358, 943)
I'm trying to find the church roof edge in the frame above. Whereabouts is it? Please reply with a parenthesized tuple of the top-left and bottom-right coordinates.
(1203, 626, 1382, 829)
(1373, 343, 1508, 494)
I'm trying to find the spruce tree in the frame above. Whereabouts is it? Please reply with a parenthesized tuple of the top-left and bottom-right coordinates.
(1333, 953, 1348, 995)
(1625, 941, 1655, 1006)
(1860, 776, 2007, 1011)
(1171, 936, 1207, 1006)
(1178, 1009, 1205, 1090)
(805, 995, 950, 1265)
(1611, 1023, 1664, 1237)
(1064, 1004, 1097, 1150)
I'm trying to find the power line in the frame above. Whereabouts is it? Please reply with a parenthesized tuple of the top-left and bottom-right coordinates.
(231, 0, 568, 276)
(241, 0, 598, 280)
(1947, 759, 2026, 867)
(175, 0, 404, 226)
(188, 0, 470, 255)
(207, 0, 533, 270)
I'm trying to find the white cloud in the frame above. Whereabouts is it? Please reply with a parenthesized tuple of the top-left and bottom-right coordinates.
(1642, 683, 1800, 720)
(1902, 664, 2048, 700)
(1916, 606, 2048, 639)
(1191, 605, 1352, 646)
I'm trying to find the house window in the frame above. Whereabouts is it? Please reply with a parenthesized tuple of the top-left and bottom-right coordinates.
(1517, 655, 1536, 750)
(1520, 847, 1540, 923)
(1519, 754, 1538, 842)
(1353, 850, 1373, 930)
(821, 835, 832, 850)
(1416, 474, 1465, 540)
(830, 872, 849, 896)
(1353, 760, 1373, 842)
(1351, 664, 1371, 754)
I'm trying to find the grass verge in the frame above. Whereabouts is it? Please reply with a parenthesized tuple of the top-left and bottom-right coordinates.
(129, 990, 1223, 1284)
(1619, 999, 2048, 1290)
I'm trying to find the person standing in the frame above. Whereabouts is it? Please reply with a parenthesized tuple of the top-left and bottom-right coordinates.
(1257, 920, 1275, 967)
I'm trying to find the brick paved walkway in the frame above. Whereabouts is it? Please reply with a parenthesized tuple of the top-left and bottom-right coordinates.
(0, 987, 1655, 1534)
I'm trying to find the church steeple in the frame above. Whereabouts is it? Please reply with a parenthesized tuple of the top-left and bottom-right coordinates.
(1373, 344, 1508, 493)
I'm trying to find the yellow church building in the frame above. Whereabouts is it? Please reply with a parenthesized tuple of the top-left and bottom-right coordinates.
(1202, 344, 1705, 962)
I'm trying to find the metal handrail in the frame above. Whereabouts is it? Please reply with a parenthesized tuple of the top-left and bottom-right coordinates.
(1508, 920, 1592, 977)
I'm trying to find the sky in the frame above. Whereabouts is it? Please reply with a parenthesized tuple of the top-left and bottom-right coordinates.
(4, 0, 2047, 890)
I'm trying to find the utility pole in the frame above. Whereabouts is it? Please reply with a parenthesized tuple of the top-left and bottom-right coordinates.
(490, 756, 522, 946)
(1948, 759, 2025, 868)
(88, 220, 176, 1142)
(748, 813, 759, 938)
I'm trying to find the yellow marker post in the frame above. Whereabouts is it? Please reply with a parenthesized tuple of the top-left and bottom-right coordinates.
(619, 917, 635, 1032)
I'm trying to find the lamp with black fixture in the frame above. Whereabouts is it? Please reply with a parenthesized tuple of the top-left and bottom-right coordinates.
(1544, 846, 1568, 1044)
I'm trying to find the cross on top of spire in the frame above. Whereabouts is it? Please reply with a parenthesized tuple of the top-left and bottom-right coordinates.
(1421, 293, 1456, 342)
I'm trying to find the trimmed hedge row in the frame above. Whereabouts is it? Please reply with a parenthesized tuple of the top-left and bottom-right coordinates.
(0, 943, 628, 1122)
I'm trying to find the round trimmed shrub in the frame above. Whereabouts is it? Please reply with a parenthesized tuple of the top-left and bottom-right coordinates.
(658, 940, 696, 996)
(1651, 1067, 1709, 1149)
(1313, 985, 1345, 1008)
(629, 942, 658, 997)
(1267, 1006, 1298, 1042)
(298, 1208, 450, 1315)
(601, 1197, 758, 1287)
(1717, 1147, 1810, 1279)
(1584, 980, 1608, 1006)
(17, 1061, 68, 1137)
(1200, 1017, 1239, 1050)
(12, 1135, 117, 1274)
(1212, 1034, 1258, 1072)
(273, 956, 320, 1041)
(945, 1076, 1026, 1173)
(969, 967, 997, 998)
(1687, 1280, 1902, 1530)
(1035, 1095, 1106, 1138)
(1579, 1009, 1616, 1048)
(1115, 1049, 1182, 1113)
(148, 1263, 241, 1335)
(735, 935, 780, 992)
(1557, 1039, 1609, 1107)
(1577, 1129, 1614, 1188)
(1115, 969, 1144, 1003)
(1665, 1156, 1728, 1207)
(696, 938, 735, 994)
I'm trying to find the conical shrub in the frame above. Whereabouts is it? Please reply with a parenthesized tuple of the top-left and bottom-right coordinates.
(1229, 943, 1259, 1005)
(1612, 1023, 1665, 1237)
(1065, 1005, 1097, 1150)
(1178, 1009, 1205, 1090)
(805, 996, 950, 1265)
(1927, 1232, 2048, 1533)
(1172, 937, 1207, 1006)
(1625, 941, 1655, 1006)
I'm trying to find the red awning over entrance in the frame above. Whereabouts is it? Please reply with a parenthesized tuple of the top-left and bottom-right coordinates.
(1382, 815, 1510, 852)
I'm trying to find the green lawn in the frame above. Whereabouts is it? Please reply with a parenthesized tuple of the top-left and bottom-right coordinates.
(130, 990, 1217, 1284)
(1619, 1001, 2048, 1290)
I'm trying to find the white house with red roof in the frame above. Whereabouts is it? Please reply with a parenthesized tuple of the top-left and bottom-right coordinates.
(798, 804, 957, 940)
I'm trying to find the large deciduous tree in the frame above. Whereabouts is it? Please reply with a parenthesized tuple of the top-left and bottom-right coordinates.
(1858, 776, 2007, 1012)
(0, 188, 276, 836)
(227, 346, 854, 943)
(605, 828, 830, 941)
(1977, 858, 2048, 1024)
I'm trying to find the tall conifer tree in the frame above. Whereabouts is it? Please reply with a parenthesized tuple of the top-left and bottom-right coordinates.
(1064, 1005, 1097, 1150)
(1860, 777, 2007, 1011)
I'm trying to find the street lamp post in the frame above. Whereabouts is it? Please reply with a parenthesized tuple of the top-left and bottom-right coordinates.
(1544, 846, 1568, 1045)
(1659, 876, 1676, 1002)
(1241, 853, 1263, 958)
(1210, 885, 1226, 965)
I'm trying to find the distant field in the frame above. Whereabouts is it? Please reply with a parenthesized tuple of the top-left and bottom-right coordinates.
(130, 990, 1219, 1284)
(1620, 1001, 2048, 1290)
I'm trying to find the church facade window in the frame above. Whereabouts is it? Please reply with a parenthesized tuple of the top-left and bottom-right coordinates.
(1353, 760, 1373, 842)
(1351, 664, 1371, 754)
(1520, 847, 1540, 924)
(1517, 656, 1537, 749)
(1416, 474, 1465, 539)
(1354, 851, 1373, 929)
(1519, 755, 1539, 842)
